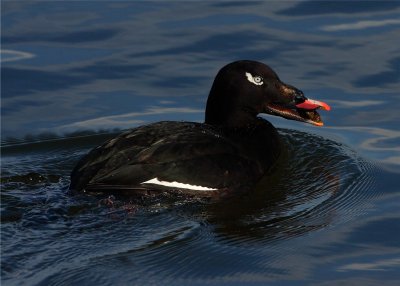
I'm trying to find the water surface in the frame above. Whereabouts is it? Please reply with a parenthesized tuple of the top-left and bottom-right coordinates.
(1, 1, 400, 285)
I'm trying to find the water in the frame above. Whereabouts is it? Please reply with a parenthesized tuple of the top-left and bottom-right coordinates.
(1, 1, 400, 285)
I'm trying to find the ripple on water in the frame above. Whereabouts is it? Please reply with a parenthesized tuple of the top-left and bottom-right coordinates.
(0, 129, 380, 284)
(204, 129, 378, 245)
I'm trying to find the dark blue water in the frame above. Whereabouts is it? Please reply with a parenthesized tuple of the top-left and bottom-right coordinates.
(1, 1, 400, 285)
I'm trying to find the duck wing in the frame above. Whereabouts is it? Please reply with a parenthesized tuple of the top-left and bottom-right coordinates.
(70, 121, 262, 196)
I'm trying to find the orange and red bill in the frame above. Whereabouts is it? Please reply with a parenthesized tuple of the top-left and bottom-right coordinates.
(296, 99, 331, 111)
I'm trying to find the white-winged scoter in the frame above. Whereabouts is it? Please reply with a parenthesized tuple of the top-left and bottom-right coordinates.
(70, 60, 330, 198)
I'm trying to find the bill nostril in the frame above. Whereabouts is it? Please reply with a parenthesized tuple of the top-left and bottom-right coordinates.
(296, 89, 304, 97)
(294, 91, 306, 104)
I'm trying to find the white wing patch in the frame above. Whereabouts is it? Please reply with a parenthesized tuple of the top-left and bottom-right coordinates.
(141, 177, 218, 191)
(245, 72, 263, 86)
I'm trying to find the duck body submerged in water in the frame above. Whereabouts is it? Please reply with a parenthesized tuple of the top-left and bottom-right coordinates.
(70, 60, 330, 198)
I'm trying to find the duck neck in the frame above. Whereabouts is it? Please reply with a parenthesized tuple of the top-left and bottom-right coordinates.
(204, 87, 259, 128)
(205, 106, 258, 128)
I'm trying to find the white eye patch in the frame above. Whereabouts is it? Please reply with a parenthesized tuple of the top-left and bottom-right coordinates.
(245, 72, 263, 86)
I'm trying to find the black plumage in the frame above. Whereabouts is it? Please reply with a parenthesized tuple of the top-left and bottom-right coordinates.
(70, 60, 329, 198)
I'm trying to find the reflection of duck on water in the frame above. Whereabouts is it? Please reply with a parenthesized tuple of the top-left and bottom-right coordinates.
(70, 60, 330, 198)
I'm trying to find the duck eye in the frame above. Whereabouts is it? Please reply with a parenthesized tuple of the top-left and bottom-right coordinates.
(254, 76, 263, 83)
(245, 72, 264, 86)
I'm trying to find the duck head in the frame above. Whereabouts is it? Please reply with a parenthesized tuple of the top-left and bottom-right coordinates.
(205, 60, 330, 127)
